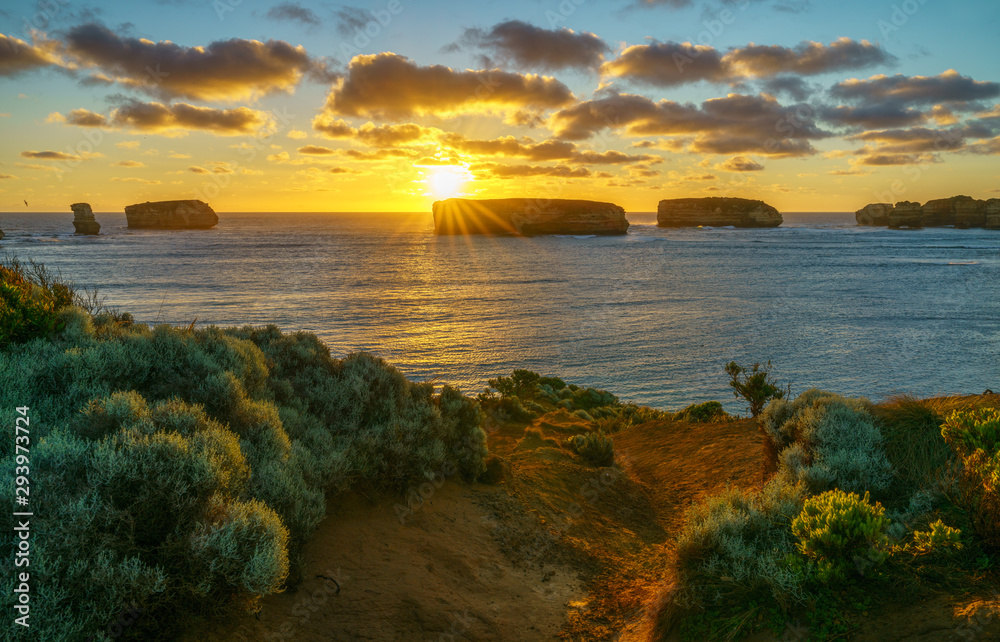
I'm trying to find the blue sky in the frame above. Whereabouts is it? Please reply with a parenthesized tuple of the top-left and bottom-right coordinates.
(1, 0, 998, 211)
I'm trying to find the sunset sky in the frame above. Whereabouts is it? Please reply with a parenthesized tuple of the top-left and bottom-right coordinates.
(1, 0, 998, 212)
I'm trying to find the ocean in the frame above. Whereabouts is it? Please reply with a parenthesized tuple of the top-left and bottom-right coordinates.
(1, 211, 997, 412)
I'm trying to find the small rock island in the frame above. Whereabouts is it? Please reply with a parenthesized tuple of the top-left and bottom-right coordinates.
(657, 197, 783, 228)
(856, 195, 1000, 229)
(71, 202, 101, 235)
(124, 199, 218, 230)
(432, 198, 629, 235)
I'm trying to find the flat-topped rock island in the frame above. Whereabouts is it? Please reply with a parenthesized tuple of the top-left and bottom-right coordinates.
(432, 198, 629, 235)
(124, 199, 219, 229)
(657, 197, 783, 228)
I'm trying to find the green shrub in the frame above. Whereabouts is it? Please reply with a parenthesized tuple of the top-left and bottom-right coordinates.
(791, 490, 889, 584)
(673, 401, 728, 423)
(725, 360, 789, 417)
(1, 256, 79, 348)
(942, 407, 1000, 456)
(909, 519, 962, 554)
(942, 409, 1000, 548)
(566, 430, 614, 467)
(675, 477, 809, 606)
(478, 369, 621, 421)
(761, 389, 893, 495)
(0, 283, 489, 640)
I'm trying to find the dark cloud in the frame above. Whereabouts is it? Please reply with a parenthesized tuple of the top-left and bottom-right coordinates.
(601, 38, 892, 87)
(21, 150, 80, 160)
(831, 70, 1000, 105)
(321, 53, 574, 120)
(819, 104, 926, 129)
(550, 92, 829, 157)
(335, 6, 372, 38)
(0, 33, 59, 76)
(601, 42, 726, 87)
(298, 145, 336, 155)
(722, 38, 894, 78)
(856, 152, 940, 166)
(469, 162, 591, 179)
(760, 76, 816, 101)
(311, 116, 437, 146)
(719, 155, 764, 171)
(447, 20, 609, 71)
(52, 100, 272, 135)
(439, 133, 577, 160)
(848, 126, 984, 153)
(266, 3, 321, 26)
(64, 23, 313, 101)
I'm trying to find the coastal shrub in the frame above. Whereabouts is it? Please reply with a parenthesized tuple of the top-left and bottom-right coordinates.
(725, 360, 789, 417)
(873, 396, 955, 506)
(791, 490, 889, 584)
(761, 389, 893, 495)
(0, 269, 489, 641)
(674, 477, 809, 607)
(478, 368, 622, 422)
(566, 430, 615, 467)
(0, 256, 81, 348)
(673, 400, 728, 423)
(942, 408, 1000, 547)
(909, 519, 962, 554)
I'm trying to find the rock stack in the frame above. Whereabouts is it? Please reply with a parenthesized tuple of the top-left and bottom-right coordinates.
(124, 200, 218, 229)
(656, 197, 782, 228)
(856, 196, 999, 230)
(71, 202, 101, 235)
(432, 198, 629, 235)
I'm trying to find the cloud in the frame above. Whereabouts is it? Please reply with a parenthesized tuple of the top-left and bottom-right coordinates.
(188, 166, 209, 173)
(113, 160, 145, 167)
(718, 155, 764, 171)
(287, 129, 308, 139)
(439, 133, 577, 160)
(831, 70, 1000, 105)
(297, 145, 336, 155)
(601, 42, 726, 87)
(966, 136, 1000, 155)
(550, 92, 829, 157)
(855, 152, 940, 166)
(312, 116, 439, 146)
(341, 148, 422, 161)
(265, 2, 321, 26)
(759, 76, 816, 101)
(116, 140, 141, 149)
(848, 125, 989, 154)
(447, 20, 608, 71)
(828, 168, 872, 175)
(110, 176, 161, 184)
(601, 38, 892, 87)
(722, 38, 894, 78)
(21, 150, 80, 160)
(819, 104, 925, 129)
(168, 151, 191, 158)
(469, 162, 591, 179)
(51, 100, 273, 135)
(321, 53, 574, 119)
(0, 174, 15, 179)
(0, 33, 61, 76)
(64, 23, 314, 101)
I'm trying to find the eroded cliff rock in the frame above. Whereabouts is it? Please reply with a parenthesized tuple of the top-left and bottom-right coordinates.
(71, 202, 101, 235)
(124, 200, 218, 229)
(432, 198, 629, 235)
(856, 203, 893, 226)
(656, 197, 782, 228)
(857, 196, 998, 229)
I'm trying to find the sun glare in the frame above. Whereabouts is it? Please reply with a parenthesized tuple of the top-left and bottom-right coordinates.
(425, 165, 471, 199)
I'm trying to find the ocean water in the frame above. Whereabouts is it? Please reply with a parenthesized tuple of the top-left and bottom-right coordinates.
(1, 211, 997, 412)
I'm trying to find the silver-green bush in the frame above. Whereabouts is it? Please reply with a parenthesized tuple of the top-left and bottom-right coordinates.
(760, 389, 894, 495)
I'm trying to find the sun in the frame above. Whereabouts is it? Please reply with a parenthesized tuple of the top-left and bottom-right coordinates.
(425, 165, 472, 199)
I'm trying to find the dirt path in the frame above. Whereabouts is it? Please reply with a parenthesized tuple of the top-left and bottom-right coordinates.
(186, 482, 585, 642)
